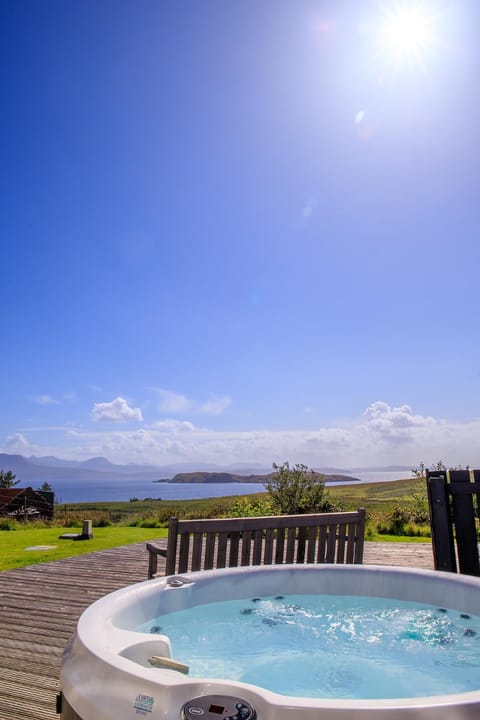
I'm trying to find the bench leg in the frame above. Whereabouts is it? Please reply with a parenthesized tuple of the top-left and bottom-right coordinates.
(148, 551, 158, 579)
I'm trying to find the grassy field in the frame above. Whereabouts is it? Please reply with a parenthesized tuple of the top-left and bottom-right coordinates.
(1, 477, 429, 572)
(0, 525, 167, 571)
(53, 477, 421, 519)
(333, 477, 421, 509)
(53, 494, 242, 523)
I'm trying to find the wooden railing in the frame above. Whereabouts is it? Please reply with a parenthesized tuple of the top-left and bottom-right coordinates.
(147, 509, 366, 578)
(426, 469, 480, 575)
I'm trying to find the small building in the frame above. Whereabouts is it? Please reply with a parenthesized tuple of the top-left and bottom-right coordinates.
(0, 487, 54, 521)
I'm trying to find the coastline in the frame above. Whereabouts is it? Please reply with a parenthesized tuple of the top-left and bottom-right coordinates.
(42, 470, 412, 504)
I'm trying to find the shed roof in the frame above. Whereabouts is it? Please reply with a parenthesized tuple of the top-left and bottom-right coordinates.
(0, 487, 26, 509)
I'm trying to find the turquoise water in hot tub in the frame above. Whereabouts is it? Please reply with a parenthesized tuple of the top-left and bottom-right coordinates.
(137, 594, 480, 699)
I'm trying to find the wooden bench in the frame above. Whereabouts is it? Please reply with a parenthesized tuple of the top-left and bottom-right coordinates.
(147, 509, 366, 578)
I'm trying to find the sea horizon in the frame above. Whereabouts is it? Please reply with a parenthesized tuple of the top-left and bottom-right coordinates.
(28, 469, 412, 504)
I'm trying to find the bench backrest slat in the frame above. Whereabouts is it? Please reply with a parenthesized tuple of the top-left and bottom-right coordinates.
(336, 523, 347, 563)
(297, 526, 307, 563)
(252, 529, 263, 565)
(204, 532, 216, 570)
(318, 525, 328, 562)
(177, 532, 190, 574)
(345, 522, 356, 564)
(275, 528, 286, 564)
(264, 528, 274, 564)
(229, 532, 240, 567)
(148, 509, 366, 578)
(216, 531, 228, 568)
(325, 525, 337, 563)
(191, 533, 203, 572)
(241, 531, 252, 566)
(306, 526, 317, 563)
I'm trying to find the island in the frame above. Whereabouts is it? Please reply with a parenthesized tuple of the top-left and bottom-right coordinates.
(154, 471, 360, 484)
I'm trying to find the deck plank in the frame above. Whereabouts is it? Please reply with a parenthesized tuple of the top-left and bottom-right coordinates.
(0, 539, 433, 719)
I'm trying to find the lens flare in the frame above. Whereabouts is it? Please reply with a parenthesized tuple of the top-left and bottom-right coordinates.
(376, 1, 440, 66)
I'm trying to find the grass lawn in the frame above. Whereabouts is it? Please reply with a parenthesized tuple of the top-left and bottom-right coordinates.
(368, 533, 431, 543)
(0, 526, 167, 572)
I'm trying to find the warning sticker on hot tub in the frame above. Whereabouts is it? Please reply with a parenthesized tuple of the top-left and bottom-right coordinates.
(133, 693, 155, 715)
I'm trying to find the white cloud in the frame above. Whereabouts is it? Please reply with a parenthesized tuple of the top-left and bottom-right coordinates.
(6, 400, 480, 471)
(152, 388, 231, 416)
(197, 395, 232, 416)
(28, 391, 76, 407)
(364, 401, 435, 442)
(154, 389, 193, 414)
(5, 432, 31, 452)
(91, 397, 143, 423)
(30, 394, 59, 405)
(150, 419, 197, 433)
(19, 424, 81, 433)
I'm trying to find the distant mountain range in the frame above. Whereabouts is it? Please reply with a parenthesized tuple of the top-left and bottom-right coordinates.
(0, 453, 275, 483)
(0, 453, 411, 485)
(0, 453, 164, 483)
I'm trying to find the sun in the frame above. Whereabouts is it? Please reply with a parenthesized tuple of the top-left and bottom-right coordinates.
(383, 8, 429, 53)
(376, 2, 439, 65)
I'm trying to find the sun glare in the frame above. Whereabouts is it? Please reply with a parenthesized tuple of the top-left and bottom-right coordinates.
(384, 9, 428, 51)
(377, 2, 439, 66)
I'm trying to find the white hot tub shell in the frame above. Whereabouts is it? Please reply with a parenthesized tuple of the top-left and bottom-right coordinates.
(60, 564, 480, 720)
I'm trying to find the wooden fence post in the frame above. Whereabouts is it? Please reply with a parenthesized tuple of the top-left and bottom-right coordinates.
(426, 470, 456, 572)
(449, 469, 479, 576)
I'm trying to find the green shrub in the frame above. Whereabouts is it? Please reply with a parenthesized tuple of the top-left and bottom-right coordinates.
(227, 496, 274, 518)
(403, 522, 431, 538)
(265, 462, 343, 515)
(364, 518, 377, 540)
(0, 517, 17, 531)
(139, 518, 162, 528)
(59, 518, 82, 528)
(374, 499, 433, 537)
(109, 512, 125, 524)
(407, 490, 430, 525)
(377, 505, 413, 536)
(93, 517, 111, 528)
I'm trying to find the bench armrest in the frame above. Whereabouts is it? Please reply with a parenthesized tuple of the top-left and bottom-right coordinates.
(147, 542, 167, 578)
(146, 542, 167, 556)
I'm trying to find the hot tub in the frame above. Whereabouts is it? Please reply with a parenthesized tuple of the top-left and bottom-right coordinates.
(60, 564, 480, 720)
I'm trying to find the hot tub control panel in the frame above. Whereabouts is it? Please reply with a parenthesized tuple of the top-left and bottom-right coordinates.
(181, 694, 256, 720)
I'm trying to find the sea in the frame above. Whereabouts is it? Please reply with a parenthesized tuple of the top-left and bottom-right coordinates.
(47, 470, 411, 504)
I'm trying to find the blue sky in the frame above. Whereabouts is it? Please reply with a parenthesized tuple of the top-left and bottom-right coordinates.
(1, 0, 479, 469)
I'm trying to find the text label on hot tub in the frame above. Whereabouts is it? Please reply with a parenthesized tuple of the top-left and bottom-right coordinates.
(181, 694, 256, 720)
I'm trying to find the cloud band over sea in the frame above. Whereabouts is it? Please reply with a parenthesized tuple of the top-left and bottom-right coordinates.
(4, 401, 480, 469)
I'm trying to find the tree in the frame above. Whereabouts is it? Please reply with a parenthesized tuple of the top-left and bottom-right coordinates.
(411, 460, 447, 480)
(265, 462, 340, 515)
(39, 482, 53, 493)
(0, 469, 19, 488)
(409, 460, 449, 526)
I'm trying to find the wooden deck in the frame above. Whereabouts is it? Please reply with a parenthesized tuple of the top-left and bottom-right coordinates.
(0, 540, 434, 720)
